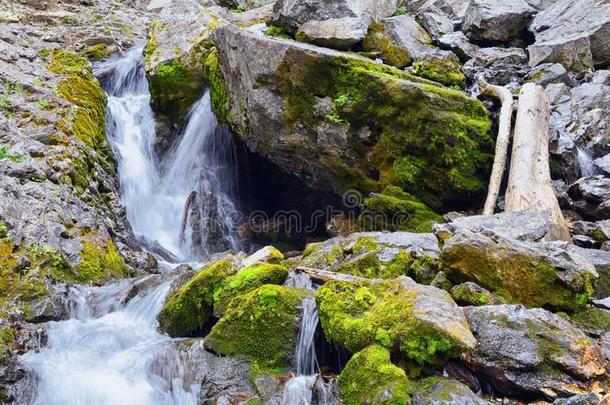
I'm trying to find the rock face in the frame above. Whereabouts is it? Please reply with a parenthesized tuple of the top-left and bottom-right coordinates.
(272, 0, 398, 33)
(462, 0, 536, 42)
(362, 15, 433, 67)
(295, 17, 368, 50)
(212, 25, 493, 213)
(316, 276, 476, 364)
(411, 377, 492, 404)
(528, 0, 610, 70)
(440, 228, 597, 311)
(464, 305, 607, 399)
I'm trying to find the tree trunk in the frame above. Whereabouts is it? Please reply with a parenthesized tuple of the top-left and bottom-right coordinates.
(480, 79, 514, 215)
(504, 83, 571, 241)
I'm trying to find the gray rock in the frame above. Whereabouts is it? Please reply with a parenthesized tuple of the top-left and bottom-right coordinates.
(529, 0, 610, 70)
(568, 176, 610, 220)
(418, 7, 454, 40)
(591, 70, 610, 85)
(465, 305, 607, 399)
(462, 0, 536, 42)
(295, 17, 368, 50)
(553, 393, 601, 405)
(463, 47, 528, 85)
(525, 63, 572, 86)
(434, 211, 554, 242)
(411, 377, 492, 404)
(363, 14, 433, 67)
(451, 282, 503, 306)
(272, 0, 398, 33)
(594, 154, 610, 176)
(566, 245, 610, 299)
(441, 228, 598, 312)
(437, 31, 480, 61)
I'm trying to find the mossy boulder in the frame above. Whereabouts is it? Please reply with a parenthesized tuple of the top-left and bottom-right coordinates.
(571, 307, 610, 336)
(338, 344, 411, 405)
(450, 282, 503, 306)
(298, 232, 441, 282)
(411, 377, 491, 404)
(441, 229, 597, 312)
(157, 258, 237, 337)
(205, 285, 308, 375)
(213, 25, 493, 213)
(316, 276, 475, 366)
(144, 1, 228, 121)
(413, 50, 466, 88)
(213, 263, 288, 316)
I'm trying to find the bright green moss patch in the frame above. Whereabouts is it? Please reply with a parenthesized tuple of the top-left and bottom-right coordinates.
(75, 239, 128, 284)
(204, 48, 232, 124)
(158, 258, 237, 337)
(316, 280, 458, 365)
(264, 25, 292, 39)
(0, 327, 14, 356)
(360, 185, 443, 232)
(413, 57, 465, 88)
(80, 44, 115, 62)
(213, 263, 288, 316)
(338, 345, 411, 405)
(363, 22, 411, 68)
(274, 50, 492, 209)
(47, 50, 110, 161)
(572, 308, 610, 335)
(205, 285, 307, 375)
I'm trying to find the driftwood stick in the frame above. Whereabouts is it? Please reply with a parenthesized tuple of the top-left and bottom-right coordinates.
(179, 191, 197, 245)
(504, 84, 571, 241)
(295, 267, 370, 284)
(479, 77, 514, 215)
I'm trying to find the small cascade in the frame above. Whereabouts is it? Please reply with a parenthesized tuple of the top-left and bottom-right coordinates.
(281, 274, 338, 405)
(21, 281, 201, 404)
(99, 48, 241, 260)
(576, 145, 599, 177)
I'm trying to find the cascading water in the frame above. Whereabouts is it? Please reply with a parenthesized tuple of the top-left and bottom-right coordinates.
(101, 47, 241, 260)
(576, 145, 599, 177)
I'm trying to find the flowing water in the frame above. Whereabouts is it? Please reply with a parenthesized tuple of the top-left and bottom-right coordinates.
(101, 47, 241, 260)
(576, 145, 599, 177)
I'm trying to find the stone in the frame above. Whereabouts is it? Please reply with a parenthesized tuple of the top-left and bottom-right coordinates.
(450, 282, 503, 306)
(363, 15, 433, 67)
(411, 377, 493, 404)
(295, 17, 368, 50)
(594, 154, 610, 176)
(417, 7, 454, 40)
(242, 245, 284, 267)
(463, 46, 528, 85)
(212, 25, 493, 214)
(412, 49, 465, 87)
(438, 32, 480, 61)
(568, 176, 610, 220)
(553, 394, 602, 405)
(571, 307, 610, 337)
(566, 245, 610, 299)
(441, 229, 597, 312)
(462, 0, 536, 42)
(525, 63, 572, 86)
(316, 276, 476, 363)
(465, 305, 607, 399)
(272, 0, 398, 33)
(529, 0, 610, 71)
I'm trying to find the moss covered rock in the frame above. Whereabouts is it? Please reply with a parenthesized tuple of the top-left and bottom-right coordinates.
(299, 232, 441, 283)
(316, 276, 475, 365)
(213, 263, 288, 316)
(441, 229, 597, 312)
(157, 258, 237, 337)
(338, 344, 411, 405)
(213, 25, 493, 214)
(205, 285, 308, 374)
(450, 282, 503, 306)
(413, 50, 466, 88)
(572, 307, 610, 336)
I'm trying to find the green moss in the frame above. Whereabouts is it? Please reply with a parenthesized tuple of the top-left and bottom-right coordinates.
(441, 239, 594, 312)
(274, 52, 492, 209)
(360, 185, 443, 232)
(572, 308, 610, 335)
(317, 280, 459, 365)
(204, 48, 232, 124)
(450, 283, 498, 306)
(213, 263, 288, 316)
(0, 327, 14, 356)
(264, 25, 292, 39)
(80, 44, 115, 62)
(205, 285, 307, 374)
(158, 258, 237, 337)
(413, 58, 465, 88)
(363, 23, 411, 68)
(338, 345, 411, 405)
(75, 239, 128, 284)
(47, 50, 111, 161)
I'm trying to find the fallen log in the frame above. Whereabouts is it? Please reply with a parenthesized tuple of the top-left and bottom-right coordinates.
(480, 78, 514, 215)
(504, 83, 571, 241)
(295, 267, 369, 284)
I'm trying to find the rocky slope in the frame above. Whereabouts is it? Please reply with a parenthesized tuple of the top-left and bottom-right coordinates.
(2, 0, 610, 403)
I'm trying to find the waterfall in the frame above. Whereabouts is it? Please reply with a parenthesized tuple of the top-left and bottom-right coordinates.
(21, 281, 201, 404)
(295, 297, 319, 376)
(99, 47, 241, 260)
(576, 146, 599, 177)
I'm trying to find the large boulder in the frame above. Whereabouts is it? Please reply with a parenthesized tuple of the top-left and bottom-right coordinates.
(212, 25, 493, 213)
(298, 231, 441, 282)
(568, 176, 610, 220)
(362, 15, 433, 68)
(337, 345, 411, 405)
(411, 377, 492, 404)
(440, 229, 597, 312)
(316, 276, 476, 364)
(566, 245, 610, 299)
(528, 0, 610, 71)
(462, 0, 536, 42)
(204, 285, 308, 374)
(464, 305, 607, 399)
(272, 0, 398, 33)
(295, 17, 368, 50)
